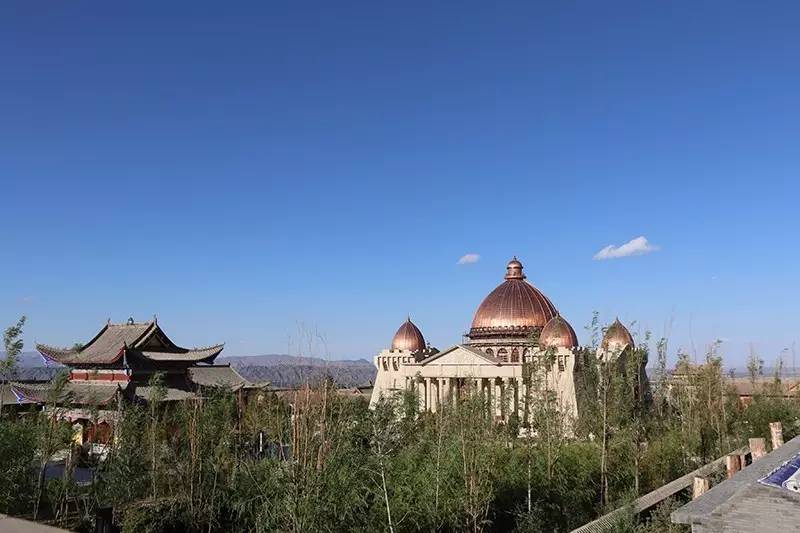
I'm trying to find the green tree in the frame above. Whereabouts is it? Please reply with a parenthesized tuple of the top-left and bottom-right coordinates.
(1, 316, 26, 413)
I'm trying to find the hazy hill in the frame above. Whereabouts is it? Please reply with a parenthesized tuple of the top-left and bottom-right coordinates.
(220, 354, 376, 388)
(1, 351, 376, 388)
(219, 353, 372, 368)
(5, 351, 50, 368)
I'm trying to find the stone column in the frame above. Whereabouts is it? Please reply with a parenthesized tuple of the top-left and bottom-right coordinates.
(417, 379, 426, 411)
(494, 378, 502, 419)
(481, 378, 494, 420)
(423, 378, 431, 412)
(508, 378, 518, 419)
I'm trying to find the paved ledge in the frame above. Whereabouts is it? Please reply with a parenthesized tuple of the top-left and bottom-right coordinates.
(672, 436, 800, 531)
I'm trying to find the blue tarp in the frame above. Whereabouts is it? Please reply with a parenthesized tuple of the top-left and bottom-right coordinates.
(759, 451, 800, 492)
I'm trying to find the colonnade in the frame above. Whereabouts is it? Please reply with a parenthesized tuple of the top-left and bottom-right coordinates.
(405, 376, 529, 419)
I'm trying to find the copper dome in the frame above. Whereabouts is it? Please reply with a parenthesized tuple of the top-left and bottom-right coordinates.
(391, 318, 426, 352)
(539, 314, 578, 349)
(469, 258, 557, 339)
(601, 319, 635, 354)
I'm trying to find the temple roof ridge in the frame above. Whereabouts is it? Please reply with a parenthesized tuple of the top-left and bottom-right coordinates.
(36, 319, 223, 366)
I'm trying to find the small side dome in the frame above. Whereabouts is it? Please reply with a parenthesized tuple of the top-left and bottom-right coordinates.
(391, 318, 426, 352)
(539, 314, 578, 349)
(601, 318, 635, 354)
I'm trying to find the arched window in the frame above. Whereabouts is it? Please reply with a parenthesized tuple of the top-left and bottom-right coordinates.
(497, 348, 508, 362)
(485, 348, 494, 357)
(510, 348, 520, 363)
(392, 358, 399, 371)
(522, 348, 530, 361)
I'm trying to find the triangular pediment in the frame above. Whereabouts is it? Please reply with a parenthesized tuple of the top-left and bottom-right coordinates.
(416, 345, 501, 367)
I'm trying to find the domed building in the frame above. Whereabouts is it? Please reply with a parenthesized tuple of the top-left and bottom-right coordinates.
(540, 314, 579, 350)
(598, 318, 635, 361)
(369, 317, 436, 408)
(391, 318, 426, 352)
(370, 257, 640, 422)
(467, 258, 557, 362)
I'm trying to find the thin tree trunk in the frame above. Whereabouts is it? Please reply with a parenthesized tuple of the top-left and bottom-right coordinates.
(600, 365, 608, 508)
(377, 441, 395, 533)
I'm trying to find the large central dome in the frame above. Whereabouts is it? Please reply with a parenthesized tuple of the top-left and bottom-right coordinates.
(469, 258, 557, 339)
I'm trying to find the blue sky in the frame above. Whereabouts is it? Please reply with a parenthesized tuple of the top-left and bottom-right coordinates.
(1, 2, 798, 368)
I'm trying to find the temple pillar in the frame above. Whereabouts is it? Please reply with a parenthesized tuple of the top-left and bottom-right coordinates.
(424, 378, 432, 412)
(511, 378, 519, 419)
(494, 378, 502, 419)
(417, 379, 426, 411)
(480, 378, 488, 417)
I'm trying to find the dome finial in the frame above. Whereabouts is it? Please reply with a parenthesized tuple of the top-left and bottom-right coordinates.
(505, 257, 525, 280)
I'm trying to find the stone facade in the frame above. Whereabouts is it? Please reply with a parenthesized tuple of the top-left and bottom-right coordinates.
(369, 343, 579, 423)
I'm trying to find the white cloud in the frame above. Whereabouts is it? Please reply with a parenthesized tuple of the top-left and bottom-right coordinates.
(457, 253, 481, 265)
(593, 236, 659, 260)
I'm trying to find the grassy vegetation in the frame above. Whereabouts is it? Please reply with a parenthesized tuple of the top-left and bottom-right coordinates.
(2, 318, 799, 532)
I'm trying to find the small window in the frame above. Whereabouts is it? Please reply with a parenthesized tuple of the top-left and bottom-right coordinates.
(486, 348, 494, 357)
(511, 348, 520, 363)
(497, 348, 508, 362)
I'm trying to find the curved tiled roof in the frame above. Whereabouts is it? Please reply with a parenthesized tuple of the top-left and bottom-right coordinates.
(10, 381, 125, 406)
(37, 322, 155, 365)
(188, 365, 248, 388)
(127, 344, 225, 363)
(37, 320, 223, 366)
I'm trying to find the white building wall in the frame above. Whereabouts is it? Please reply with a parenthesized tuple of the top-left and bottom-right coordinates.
(369, 344, 580, 424)
(368, 348, 416, 409)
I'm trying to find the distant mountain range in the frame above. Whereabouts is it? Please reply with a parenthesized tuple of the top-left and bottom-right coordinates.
(219, 354, 376, 388)
(2, 351, 377, 389)
(8, 351, 50, 368)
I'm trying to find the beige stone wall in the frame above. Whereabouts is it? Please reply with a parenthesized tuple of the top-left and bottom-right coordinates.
(369, 344, 579, 425)
(368, 348, 416, 409)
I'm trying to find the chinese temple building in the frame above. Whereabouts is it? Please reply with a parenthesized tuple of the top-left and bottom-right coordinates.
(370, 257, 640, 423)
(11, 318, 247, 445)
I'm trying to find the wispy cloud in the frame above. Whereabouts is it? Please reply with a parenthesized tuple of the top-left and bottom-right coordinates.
(457, 253, 481, 265)
(593, 236, 659, 260)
